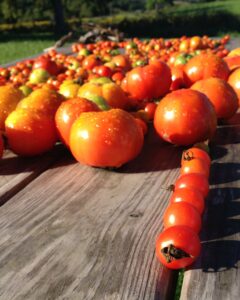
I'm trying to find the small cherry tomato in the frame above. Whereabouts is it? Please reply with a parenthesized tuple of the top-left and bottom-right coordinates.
(156, 226, 201, 269)
(181, 157, 210, 178)
(181, 147, 211, 167)
(144, 102, 157, 120)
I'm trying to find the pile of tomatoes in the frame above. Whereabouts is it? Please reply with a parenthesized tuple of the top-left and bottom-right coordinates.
(1, 34, 240, 268)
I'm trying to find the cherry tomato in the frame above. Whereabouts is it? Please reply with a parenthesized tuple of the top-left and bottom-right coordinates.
(163, 202, 202, 233)
(181, 157, 210, 178)
(144, 102, 157, 120)
(170, 187, 205, 215)
(174, 173, 209, 198)
(181, 147, 211, 167)
(156, 226, 201, 269)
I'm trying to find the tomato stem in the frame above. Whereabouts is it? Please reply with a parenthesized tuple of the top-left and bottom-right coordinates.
(161, 244, 192, 263)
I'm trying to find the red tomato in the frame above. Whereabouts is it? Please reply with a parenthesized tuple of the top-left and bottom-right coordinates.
(33, 57, 60, 76)
(125, 60, 171, 102)
(163, 202, 202, 233)
(181, 147, 211, 167)
(181, 157, 210, 178)
(69, 109, 144, 168)
(144, 102, 157, 120)
(153, 89, 217, 146)
(170, 187, 205, 214)
(5, 108, 58, 156)
(55, 97, 100, 147)
(92, 65, 112, 77)
(156, 226, 201, 269)
(82, 55, 101, 70)
(174, 173, 209, 198)
(184, 53, 230, 86)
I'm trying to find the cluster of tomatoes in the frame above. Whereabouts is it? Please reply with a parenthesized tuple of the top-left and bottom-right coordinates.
(156, 146, 211, 269)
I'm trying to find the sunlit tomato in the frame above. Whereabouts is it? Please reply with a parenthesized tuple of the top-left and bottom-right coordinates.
(170, 187, 205, 215)
(181, 157, 210, 178)
(5, 108, 58, 156)
(111, 55, 131, 72)
(17, 87, 65, 118)
(55, 97, 100, 147)
(174, 173, 209, 198)
(170, 64, 188, 91)
(190, 36, 203, 50)
(33, 57, 60, 76)
(191, 77, 238, 119)
(111, 71, 125, 83)
(184, 53, 230, 86)
(124, 60, 171, 102)
(0, 85, 23, 131)
(181, 147, 211, 167)
(156, 226, 201, 269)
(163, 202, 202, 233)
(69, 109, 144, 168)
(0, 134, 3, 158)
(92, 65, 112, 77)
(154, 89, 217, 146)
(228, 67, 240, 105)
(144, 102, 157, 120)
(82, 55, 101, 70)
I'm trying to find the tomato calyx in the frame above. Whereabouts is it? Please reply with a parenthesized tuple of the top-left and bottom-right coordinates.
(161, 244, 192, 263)
(182, 150, 194, 161)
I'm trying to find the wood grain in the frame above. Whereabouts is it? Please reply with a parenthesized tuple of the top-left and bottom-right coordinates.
(180, 125, 240, 300)
(0, 144, 67, 206)
(0, 131, 181, 300)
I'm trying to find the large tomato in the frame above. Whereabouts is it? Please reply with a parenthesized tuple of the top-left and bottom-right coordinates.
(153, 89, 217, 145)
(5, 108, 58, 156)
(156, 226, 201, 269)
(191, 77, 238, 119)
(124, 60, 172, 102)
(184, 53, 230, 86)
(69, 109, 144, 168)
(55, 97, 100, 147)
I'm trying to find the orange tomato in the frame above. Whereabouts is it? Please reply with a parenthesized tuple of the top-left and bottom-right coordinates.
(181, 147, 211, 167)
(191, 77, 239, 119)
(228, 67, 240, 105)
(69, 109, 144, 167)
(55, 97, 100, 147)
(154, 89, 217, 146)
(184, 53, 230, 86)
(5, 108, 58, 156)
(181, 157, 210, 178)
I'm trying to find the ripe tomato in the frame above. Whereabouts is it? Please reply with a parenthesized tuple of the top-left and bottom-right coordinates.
(174, 173, 209, 198)
(181, 147, 211, 168)
(184, 53, 230, 86)
(228, 67, 240, 105)
(82, 55, 101, 70)
(156, 226, 201, 269)
(181, 157, 210, 178)
(144, 102, 157, 120)
(170, 187, 205, 215)
(92, 65, 112, 77)
(163, 202, 202, 233)
(153, 89, 217, 146)
(5, 108, 58, 156)
(191, 77, 238, 119)
(17, 87, 65, 118)
(55, 97, 100, 147)
(0, 134, 3, 158)
(69, 109, 144, 168)
(125, 60, 171, 102)
(33, 57, 60, 76)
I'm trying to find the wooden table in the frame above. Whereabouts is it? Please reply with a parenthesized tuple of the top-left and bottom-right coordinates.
(1, 38, 240, 299)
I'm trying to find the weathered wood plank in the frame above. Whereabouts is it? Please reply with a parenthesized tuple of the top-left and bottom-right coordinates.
(0, 131, 181, 300)
(0, 144, 67, 206)
(180, 125, 240, 300)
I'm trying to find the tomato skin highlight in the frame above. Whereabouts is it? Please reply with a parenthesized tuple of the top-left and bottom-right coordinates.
(181, 157, 210, 178)
(181, 147, 211, 168)
(156, 226, 201, 269)
(163, 202, 202, 233)
(174, 173, 209, 198)
(170, 188, 205, 215)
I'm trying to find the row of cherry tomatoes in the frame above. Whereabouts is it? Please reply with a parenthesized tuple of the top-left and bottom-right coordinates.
(156, 146, 211, 269)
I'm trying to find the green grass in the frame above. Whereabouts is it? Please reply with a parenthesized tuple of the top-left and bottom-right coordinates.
(0, 36, 56, 65)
